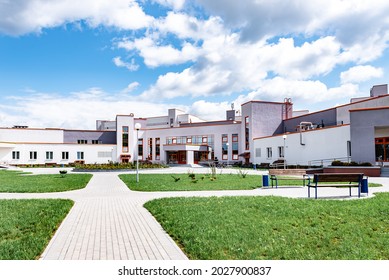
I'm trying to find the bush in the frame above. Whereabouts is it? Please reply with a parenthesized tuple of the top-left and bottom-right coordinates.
(331, 160, 373, 167)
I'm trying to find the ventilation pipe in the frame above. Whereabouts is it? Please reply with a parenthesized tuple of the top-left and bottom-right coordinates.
(299, 122, 313, 145)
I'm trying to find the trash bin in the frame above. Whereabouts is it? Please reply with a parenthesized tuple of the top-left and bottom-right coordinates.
(361, 176, 369, 194)
(262, 174, 269, 187)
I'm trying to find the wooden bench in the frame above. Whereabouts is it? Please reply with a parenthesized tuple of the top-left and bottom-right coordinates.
(268, 170, 308, 188)
(307, 173, 363, 199)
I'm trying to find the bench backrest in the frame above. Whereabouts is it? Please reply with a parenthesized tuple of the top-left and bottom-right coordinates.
(313, 173, 363, 183)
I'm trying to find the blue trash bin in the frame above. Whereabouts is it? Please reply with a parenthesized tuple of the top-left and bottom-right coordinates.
(361, 177, 368, 194)
(262, 175, 269, 187)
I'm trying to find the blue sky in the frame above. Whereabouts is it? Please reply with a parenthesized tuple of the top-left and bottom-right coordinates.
(1, 0, 389, 129)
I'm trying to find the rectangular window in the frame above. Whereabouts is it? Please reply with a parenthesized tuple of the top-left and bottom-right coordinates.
(156, 138, 160, 160)
(12, 151, 20, 160)
(46, 151, 53, 160)
(62, 151, 69, 160)
(92, 140, 102, 144)
(278, 146, 284, 158)
(98, 151, 111, 158)
(255, 148, 261, 157)
(266, 147, 272, 159)
(77, 151, 84, 160)
(245, 116, 250, 150)
(232, 133, 239, 160)
(77, 139, 88, 144)
(148, 138, 153, 160)
(222, 134, 228, 160)
(138, 138, 143, 160)
(347, 141, 352, 157)
(29, 151, 37, 160)
(122, 126, 129, 152)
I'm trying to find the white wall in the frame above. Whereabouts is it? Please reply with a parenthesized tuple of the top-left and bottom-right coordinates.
(253, 125, 350, 166)
(143, 123, 241, 163)
(2, 143, 116, 165)
(0, 128, 64, 143)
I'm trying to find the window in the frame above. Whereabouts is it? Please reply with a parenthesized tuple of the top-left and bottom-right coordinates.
(148, 138, 153, 160)
(138, 138, 143, 160)
(62, 151, 69, 160)
(232, 134, 239, 160)
(77, 151, 84, 160)
(278, 146, 284, 158)
(92, 140, 102, 144)
(122, 126, 129, 152)
(222, 134, 228, 160)
(245, 116, 250, 150)
(255, 148, 261, 157)
(29, 151, 37, 160)
(156, 138, 160, 160)
(266, 147, 272, 159)
(347, 141, 351, 157)
(98, 151, 111, 158)
(12, 151, 20, 160)
(46, 151, 53, 160)
(77, 139, 88, 144)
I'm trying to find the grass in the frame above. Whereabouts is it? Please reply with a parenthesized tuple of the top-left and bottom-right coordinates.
(145, 193, 389, 260)
(119, 173, 261, 191)
(0, 170, 92, 192)
(0, 199, 74, 259)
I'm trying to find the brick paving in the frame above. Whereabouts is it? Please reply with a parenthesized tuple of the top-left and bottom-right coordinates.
(1, 167, 389, 260)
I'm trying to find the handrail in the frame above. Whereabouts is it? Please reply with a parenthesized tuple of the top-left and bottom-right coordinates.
(308, 157, 350, 167)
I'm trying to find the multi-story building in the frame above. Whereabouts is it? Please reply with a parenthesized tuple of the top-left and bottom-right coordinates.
(1, 84, 389, 167)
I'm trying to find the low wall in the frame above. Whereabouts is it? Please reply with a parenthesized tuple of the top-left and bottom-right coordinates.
(322, 166, 381, 177)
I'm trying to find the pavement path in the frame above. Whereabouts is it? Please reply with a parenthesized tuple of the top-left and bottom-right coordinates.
(1, 167, 389, 260)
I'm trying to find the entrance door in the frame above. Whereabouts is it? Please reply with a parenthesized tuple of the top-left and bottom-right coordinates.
(375, 137, 389, 161)
(178, 151, 186, 164)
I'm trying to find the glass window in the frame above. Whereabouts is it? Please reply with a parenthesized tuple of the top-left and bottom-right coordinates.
(12, 151, 20, 160)
(29, 151, 37, 160)
(77, 151, 84, 160)
(266, 147, 272, 159)
(62, 151, 69, 160)
(46, 151, 53, 160)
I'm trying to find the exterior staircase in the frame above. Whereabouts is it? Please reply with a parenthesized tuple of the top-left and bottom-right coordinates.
(381, 167, 389, 177)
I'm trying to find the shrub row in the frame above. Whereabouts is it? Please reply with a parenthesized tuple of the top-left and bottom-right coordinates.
(331, 160, 372, 167)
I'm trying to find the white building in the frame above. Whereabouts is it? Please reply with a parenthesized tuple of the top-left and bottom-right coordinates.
(1, 84, 389, 168)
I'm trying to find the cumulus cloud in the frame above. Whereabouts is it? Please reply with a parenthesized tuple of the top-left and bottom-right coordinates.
(340, 65, 384, 84)
(118, 37, 200, 67)
(0, 0, 153, 35)
(113, 56, 139, 71)
(0, 88, 180, 129)
(151, 0, 186, 10)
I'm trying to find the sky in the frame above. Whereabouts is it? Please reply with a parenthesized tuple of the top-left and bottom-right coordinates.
(1, 0, 389, 129)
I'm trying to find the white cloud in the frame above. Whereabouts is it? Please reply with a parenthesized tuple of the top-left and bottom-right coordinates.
(152, 0, 186, 10)
(340, 65, 384, 84)
(122, 82, 140, 93)
(0, 0, 153, 35)
(118, 37, 200, 67)
(113, 56, 139, 71)
(0, 88, 180, 129)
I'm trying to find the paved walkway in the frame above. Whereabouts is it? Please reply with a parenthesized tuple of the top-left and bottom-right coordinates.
(1, 167, 389, 260)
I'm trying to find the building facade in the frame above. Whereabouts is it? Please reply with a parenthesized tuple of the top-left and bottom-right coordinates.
(1, 84, 389, 167)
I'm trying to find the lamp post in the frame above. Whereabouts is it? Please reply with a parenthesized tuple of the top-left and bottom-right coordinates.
(135, 123, 141, 183)
(283, 134, 287, 169)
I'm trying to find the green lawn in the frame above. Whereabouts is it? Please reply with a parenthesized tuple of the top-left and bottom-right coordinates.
(119, 173, 261, 191)
(0, 199, 74, 259)
(0, 170, 92, 192)
(145, 194, 389, 260)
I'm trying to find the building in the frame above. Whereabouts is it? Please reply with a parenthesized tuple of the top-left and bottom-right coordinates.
(1, 84, 389, 167)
